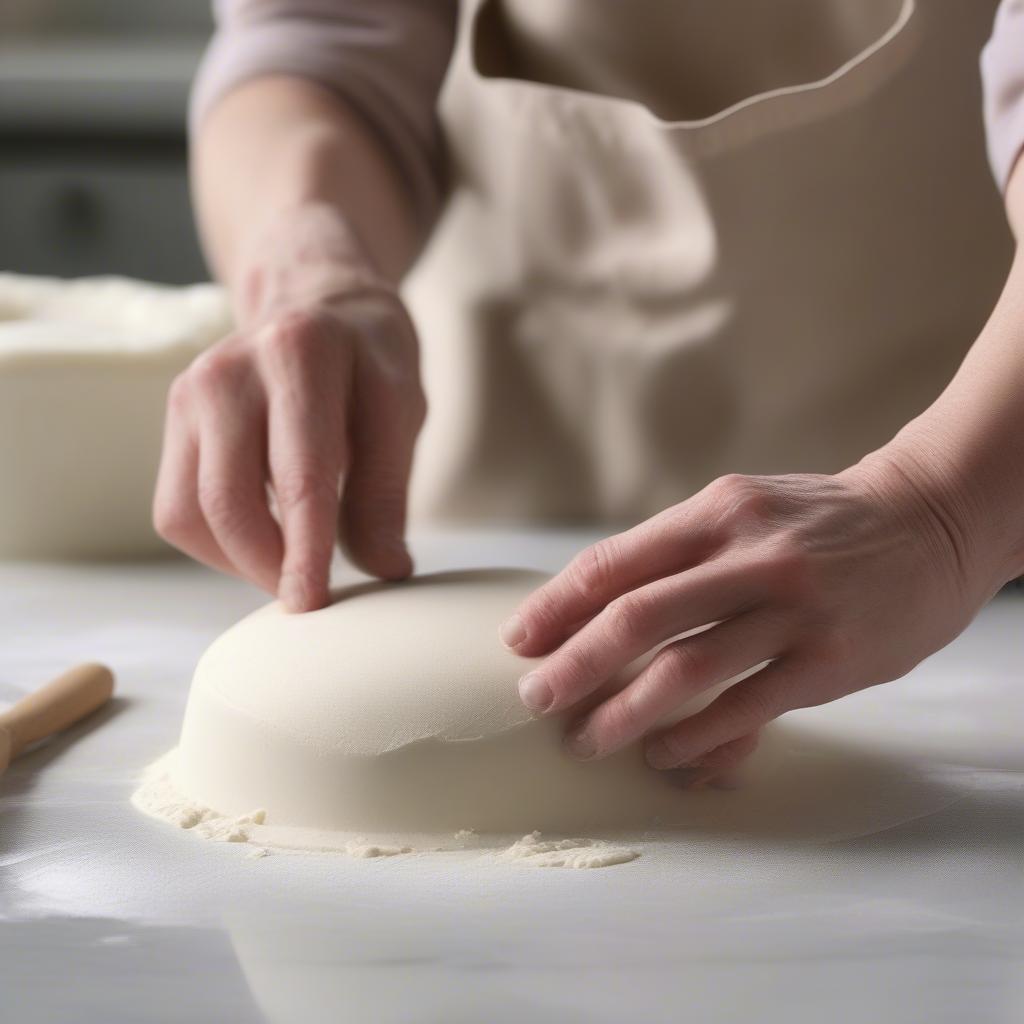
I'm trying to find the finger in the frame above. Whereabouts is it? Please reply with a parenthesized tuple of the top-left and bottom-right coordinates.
(195, 358, 283, 593)
(562, 610, 785, 758)
(338, 346, 423, 581)
(262, 312, 350, 613)
(153, 375, 235, 576)
(501, 504, 720, 657)
(644, 658, 804, 770)
(668, 731, 762, 790)
(519, 558, 767, 717)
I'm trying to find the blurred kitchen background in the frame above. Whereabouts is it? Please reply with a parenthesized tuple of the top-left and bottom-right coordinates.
(1, 0, 214, 283)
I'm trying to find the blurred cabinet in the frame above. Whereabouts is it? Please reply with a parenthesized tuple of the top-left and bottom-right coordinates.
(1, 0, 212, 36)
(0, 144, 208, 284)
(0, 2, 213, 284)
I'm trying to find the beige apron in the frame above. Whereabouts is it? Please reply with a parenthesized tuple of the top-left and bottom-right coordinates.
(404, 0, 1013, 526)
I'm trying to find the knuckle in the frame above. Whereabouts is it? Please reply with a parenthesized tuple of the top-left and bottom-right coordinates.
(630, 669, 674, 718)
(189, 353, 226, 395)
(713, 473, 771, 526)
(602, 592, 647, 642)
(261, 310, 324, 360)
(528, 599, 571, 641)
(720, 682, 778, 729)
(153, 495, 197, 543)
(600, 690, 644, 742)
(655, 640, 711, 685)
(274, 464, 336, 510)
(554, 642, 600, 695)
(166, 373, 191, 415)
(197, 480, 251, 534)
(518, 587, 559, 635)
(567, 538, 619, 599)
(710, 472, 749, 504)
(189, 348, 246, 398)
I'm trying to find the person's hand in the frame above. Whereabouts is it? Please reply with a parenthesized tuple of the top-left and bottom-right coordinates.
(153, 203, 426, 612)
(500, 450, 1005, 781)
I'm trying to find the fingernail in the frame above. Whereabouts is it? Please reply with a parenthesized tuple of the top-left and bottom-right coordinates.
(564, 729, 597, 761)
(280, 573, 318, 613)
(279, 574, 305, 612)
(518, 672, 553, 713)
(645, 740, 679, 771)
(499, 614, 526, 649)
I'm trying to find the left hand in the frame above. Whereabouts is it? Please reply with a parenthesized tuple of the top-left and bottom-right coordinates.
(500, 452, 1004, 781)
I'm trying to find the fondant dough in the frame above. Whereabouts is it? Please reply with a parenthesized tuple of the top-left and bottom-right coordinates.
(147, 569, 739, 846)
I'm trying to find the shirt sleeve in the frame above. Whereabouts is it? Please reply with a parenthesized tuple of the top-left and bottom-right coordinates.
(190, 0, 459, 229)
(981, 0, 1024, 192)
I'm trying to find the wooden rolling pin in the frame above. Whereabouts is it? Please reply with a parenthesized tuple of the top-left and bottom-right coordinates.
(0, 663, 114, 777)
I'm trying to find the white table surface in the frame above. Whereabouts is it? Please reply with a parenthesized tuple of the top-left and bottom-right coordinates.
(1, 529, 1022, 1024)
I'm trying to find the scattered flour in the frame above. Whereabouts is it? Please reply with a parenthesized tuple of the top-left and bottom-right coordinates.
(131, 753, 266, 844)
(498, 832, 640, 869)
(344, 840, 414, 859)
(132, 754, 638, 868)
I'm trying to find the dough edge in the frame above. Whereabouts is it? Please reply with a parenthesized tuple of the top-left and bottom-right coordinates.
(131, 749, 641, 869)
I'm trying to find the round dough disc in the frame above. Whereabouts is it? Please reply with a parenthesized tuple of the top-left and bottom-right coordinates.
(170, 568, 700, 838)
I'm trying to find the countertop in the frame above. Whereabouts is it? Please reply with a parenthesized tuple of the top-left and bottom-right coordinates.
(1, 529, 1022, 1023)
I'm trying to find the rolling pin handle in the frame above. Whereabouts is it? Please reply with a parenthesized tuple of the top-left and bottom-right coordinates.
(0, 663, 115, 761)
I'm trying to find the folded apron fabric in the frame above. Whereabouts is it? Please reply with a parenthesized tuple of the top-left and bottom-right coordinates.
(405, 0, 1014, 525)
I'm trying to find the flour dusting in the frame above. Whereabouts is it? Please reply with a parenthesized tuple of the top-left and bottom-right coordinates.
(131, 752, 265, 844)
(344, 839, 413, 859)
(498, 832, 640, 868)
(133, 753, 638, 868)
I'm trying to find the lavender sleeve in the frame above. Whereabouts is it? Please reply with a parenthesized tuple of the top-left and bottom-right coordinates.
(190, 0, 458, 228)
(982, 0, 1024, 191)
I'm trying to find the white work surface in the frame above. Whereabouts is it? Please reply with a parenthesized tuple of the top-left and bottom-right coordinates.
(1, 529, 1022, 1024)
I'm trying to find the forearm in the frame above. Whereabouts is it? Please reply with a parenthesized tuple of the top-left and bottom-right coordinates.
(191, 75, 420, 301)
(1007, 153, 1024, 241)
(866, 158, 1024, 590)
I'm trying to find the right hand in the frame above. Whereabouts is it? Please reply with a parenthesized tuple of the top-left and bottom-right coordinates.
(153, 204, 427, 612)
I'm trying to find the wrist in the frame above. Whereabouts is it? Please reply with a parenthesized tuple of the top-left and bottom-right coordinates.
(231, 202, 390, 328)
(850, 413, 1024, 594)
